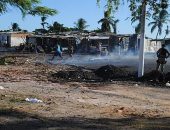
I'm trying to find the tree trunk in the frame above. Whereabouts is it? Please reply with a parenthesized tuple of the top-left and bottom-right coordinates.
(156, 31, 159, 45)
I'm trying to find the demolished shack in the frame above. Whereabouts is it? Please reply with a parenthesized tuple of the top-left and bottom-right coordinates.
(78, 35, 111, 54)
(27, 34, 78, 54)
(25, 33, 151, 55)
(77, 34, 139, 55)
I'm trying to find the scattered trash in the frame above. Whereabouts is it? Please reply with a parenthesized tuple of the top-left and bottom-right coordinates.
(25, 98, 43, 103)
(134, 84, 138, 87)
(117, 107, 125, 113)
(0, 86, 4, 90)
(166, 82, 170, 87)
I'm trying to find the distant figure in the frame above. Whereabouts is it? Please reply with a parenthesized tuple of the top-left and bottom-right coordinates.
(156, 44, 170, 73)
(96, 41, 102, 55)
(51, 43, 63, 60)
(101, 47, 109, 56)
(68, 44, 74, 57)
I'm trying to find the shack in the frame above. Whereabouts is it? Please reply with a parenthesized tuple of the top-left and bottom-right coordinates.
(27, 34, 78, 53)
(78, 35, 110, 54)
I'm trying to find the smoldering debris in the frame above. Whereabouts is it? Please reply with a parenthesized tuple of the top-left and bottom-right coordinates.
(94, 65, 131, 80)
(50, 68, 101, 82)
(50, 65, 134, 82)
(140, 70, 170, 83)
(140, 70, 164, 82)
(165, 72, 170, 82)
(49, 63, 170, 85)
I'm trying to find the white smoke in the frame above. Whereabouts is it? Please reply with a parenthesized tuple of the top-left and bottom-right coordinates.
(43, 50, 170, 73)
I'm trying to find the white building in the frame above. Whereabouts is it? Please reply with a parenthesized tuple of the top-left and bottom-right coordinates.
(0, 32, 30, 47)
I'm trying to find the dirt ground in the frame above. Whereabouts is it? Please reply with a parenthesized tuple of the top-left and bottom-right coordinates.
(0, 54, 170, 130)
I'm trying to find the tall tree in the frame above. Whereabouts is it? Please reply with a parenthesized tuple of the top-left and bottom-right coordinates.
(0, 0, 40, 16)
(12, 23, 21, 31)
(48, 22, 72, 33)
(74, 18, 89, 31)
(0, 1, 57, 30)
(41, 16, 48, 29)
(113, 19, 119, 34)
(148, 9, 169, 43)
(98, 10, 119, 33)
(97, 0, 169, 34)
(29, 6, 57, 29)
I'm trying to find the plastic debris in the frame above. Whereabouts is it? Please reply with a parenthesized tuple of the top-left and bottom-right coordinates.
(0, 86, 4, 90)
(166, 82, 170, 87)
(117, 107, 125, 113)
(134, 84, 138, 87)
(25, 98, 43, 103)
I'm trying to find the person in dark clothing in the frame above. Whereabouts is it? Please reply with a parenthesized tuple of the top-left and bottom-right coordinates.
(156, 44, 170, 73)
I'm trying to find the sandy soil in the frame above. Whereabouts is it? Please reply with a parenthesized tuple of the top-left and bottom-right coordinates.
(0, 54, 170, 130)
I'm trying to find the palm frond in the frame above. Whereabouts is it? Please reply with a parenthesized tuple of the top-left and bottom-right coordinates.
(151, 24, 157, 33)
(148, 22, 156, 27)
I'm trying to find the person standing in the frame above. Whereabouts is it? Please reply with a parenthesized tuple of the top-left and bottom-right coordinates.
(156, 44, 170, 73)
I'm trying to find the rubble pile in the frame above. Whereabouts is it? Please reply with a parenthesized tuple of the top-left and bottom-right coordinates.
(0, 57, 5, 65)
(95, 65, 130, 80)
(51, 68, 100, 82)
(50, 65, 133, 82)
(140, 70, 164, 82)
(165, 72, 170, 82)
(0, 56, 29, 65)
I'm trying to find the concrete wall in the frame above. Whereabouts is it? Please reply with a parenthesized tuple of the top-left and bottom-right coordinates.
(0, 33, 11, 46)
(0, 32, 29, 47)
(10, 33, 28, 47)
(145, 39, 162, 53)
(10, 36, 25, 47)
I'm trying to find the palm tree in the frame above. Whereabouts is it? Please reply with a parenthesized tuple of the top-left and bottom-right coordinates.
(98, 11, 119, 33)
(29, 6, 57, 30)
(48, 22, 64, 32)
(41, 16, 48, 29)
(0, 0, 40, 15)
(12, 23, 21, 31)
(148, 9, 169, 43)
(113, 19, 119, 34)
(74, 18, 89, 31)
(97, 0, 169, 35)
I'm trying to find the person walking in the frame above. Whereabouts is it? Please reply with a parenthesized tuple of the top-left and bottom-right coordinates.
(51, 43, 63, 60)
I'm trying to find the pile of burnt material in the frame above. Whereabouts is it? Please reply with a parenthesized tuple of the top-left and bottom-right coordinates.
(94, 65, 130, 80)
(50, 65, 135, 82)
(140, 70, 164, 82)
(165, 72, 170, 82)
(50, 67, 101, 82)
(140, 70, 170, 84)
